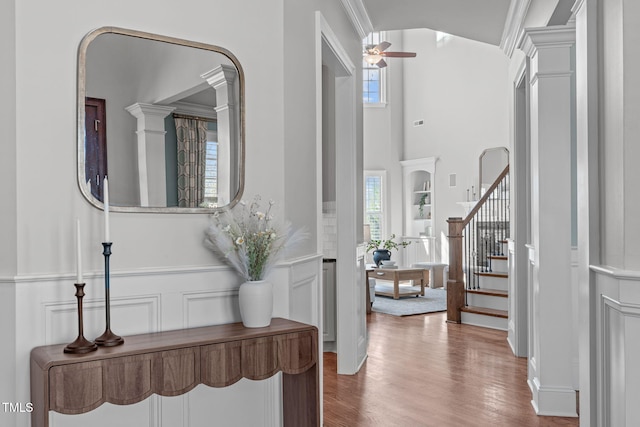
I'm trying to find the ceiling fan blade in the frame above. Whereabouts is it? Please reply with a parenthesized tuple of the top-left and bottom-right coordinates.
(376, 58, 387, 68)
(381, 52, 417, 58)
(374, 41, 391, 52)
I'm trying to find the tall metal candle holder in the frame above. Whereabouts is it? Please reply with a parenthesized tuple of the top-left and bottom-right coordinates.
(64, 283, 98, 354)
(94, 242, 124, 347)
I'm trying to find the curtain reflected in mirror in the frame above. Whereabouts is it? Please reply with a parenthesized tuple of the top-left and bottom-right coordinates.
(77, 27, 244, 212)
(175, 116, 207, 208)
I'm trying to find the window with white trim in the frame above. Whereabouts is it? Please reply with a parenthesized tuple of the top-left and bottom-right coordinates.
(203, 129, 218, 206)
(363, 32, 386, 105)
(364, 171, 386, 240)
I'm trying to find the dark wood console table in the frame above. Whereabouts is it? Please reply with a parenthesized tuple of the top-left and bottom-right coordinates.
(31, 318, 319, 427)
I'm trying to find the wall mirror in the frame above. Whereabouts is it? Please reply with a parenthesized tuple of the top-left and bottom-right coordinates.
(78, 27, 245, 213)
(479, 147, 509, 196)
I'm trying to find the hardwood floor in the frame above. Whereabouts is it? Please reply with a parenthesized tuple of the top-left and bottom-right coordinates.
(323, 311, 580, 427)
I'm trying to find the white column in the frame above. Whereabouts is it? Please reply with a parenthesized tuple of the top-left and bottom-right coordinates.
(201, 64, 238, 204)
(573, 0, 599, 425)
(125, 103, 175, 207)
(520, 25, 578, 417)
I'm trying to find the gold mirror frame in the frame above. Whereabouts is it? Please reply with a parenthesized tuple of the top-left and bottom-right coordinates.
(77, 26, 245, 213)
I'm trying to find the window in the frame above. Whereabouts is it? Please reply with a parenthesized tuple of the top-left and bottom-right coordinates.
(203, 129, 218, 206)
(364, 171, 386, 240)
(363, 32, 386, 105)
(436, 31, 451, 47)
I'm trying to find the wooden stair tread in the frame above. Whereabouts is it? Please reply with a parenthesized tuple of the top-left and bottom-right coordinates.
(461, 306, 508, 318)
(488, 255, 508, 260)
(466, 288, 508, 297)
(474, 272, 508, 278)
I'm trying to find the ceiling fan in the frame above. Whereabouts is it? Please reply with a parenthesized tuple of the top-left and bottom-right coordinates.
(363, 41, 416, 68)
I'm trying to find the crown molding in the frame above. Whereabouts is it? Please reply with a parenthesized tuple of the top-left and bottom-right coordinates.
(500, 0, 532, 57)
(340, 0, 373, 39)
(572, 0, 587, 14)
(519, 24, 576, 57)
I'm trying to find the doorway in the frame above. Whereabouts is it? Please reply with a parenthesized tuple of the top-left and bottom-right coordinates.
(316, 12, 367, 375)
(509, 66, 530, 357)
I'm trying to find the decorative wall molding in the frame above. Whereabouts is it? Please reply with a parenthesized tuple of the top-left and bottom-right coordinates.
(591, 264, 640, 281)
(183, 288, 240, 328)
(519, 24, 576, 58)
(593, 265, 640, 426)
(339, 0, 373, 39)
(15, 253, 323, 427)
(500, 0, 532, 57)
(44, 295, 160, 344)
(11, 256, 323, 284)
(529, 377, 579, 417)
(571, 0, 587, 15)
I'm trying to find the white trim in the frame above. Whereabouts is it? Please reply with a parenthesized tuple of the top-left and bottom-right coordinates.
(529, 377, 579, 417)
(319, 16, 356, 74)
(364, 169, 388, 240)
(339, 0, 373, 39)
(364, 102, 386, 109)
(500, 0, 532, 57)
(316, 10, 365, 404)
(519, 24, 577, 58)
(6, 254, 323, 284)
(572, 0, 587, 14)
(590, 265, 640, 281)
(171, 101, 217, 120)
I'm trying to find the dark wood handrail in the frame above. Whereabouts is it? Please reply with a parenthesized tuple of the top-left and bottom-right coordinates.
(462, 164, 509, 227)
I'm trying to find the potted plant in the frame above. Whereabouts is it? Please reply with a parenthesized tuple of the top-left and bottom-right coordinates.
(366, 234, 411, 266)
(204, 195, 306, 327)
(418, 193, 429, 217)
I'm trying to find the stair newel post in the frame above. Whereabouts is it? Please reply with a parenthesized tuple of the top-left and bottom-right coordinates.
(447, 217, 465, 323)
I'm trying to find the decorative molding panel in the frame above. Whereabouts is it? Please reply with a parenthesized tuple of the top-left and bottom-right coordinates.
(501, 0, 532, 57)
(44, 295, 160, 345)
(593, 266, 640, 426)
(183, 289, 240, 328)
(339, 0, 373, 39)
(519, 25, 576, 58)
(18, 258, 322, 427)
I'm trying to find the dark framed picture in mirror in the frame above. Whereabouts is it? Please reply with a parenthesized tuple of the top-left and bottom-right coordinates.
(77, 27, 245, 213)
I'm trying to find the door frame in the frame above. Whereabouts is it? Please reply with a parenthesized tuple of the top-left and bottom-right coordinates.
(315, 12, 366, 375)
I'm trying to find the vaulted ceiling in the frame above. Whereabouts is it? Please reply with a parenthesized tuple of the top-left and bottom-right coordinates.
(360, 0, 513, 46)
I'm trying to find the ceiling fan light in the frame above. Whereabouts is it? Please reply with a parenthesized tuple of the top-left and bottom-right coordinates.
(364, 54, 382, 65)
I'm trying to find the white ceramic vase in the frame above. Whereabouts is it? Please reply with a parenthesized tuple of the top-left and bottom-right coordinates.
(238, 280, 273, 328)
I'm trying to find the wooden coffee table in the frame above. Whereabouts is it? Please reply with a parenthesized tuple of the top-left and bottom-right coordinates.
(367, 267, 429, 300)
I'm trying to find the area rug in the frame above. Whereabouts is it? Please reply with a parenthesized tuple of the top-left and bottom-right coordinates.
(371, 283, 447, 316)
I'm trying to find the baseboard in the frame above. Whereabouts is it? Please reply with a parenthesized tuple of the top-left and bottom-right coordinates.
(529, 377, 578, 417)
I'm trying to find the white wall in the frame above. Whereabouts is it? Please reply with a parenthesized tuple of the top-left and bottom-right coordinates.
(283, 0, 363, 255)
(363, 31, 406, 246)
(1, 0, 362, 425)
(364, 28, 510, 262)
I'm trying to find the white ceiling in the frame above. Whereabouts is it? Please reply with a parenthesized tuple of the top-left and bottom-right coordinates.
(361, 0, 513, 46)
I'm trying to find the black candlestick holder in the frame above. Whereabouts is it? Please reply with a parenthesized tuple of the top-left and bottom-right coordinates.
(64, 283, 98, 354)
(94, 242, 124, 347)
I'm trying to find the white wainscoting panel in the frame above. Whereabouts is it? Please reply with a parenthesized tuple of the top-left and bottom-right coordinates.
(183, 289, 241, 328)
(592, 265, 640, 427)
(12, 255, 322, 427)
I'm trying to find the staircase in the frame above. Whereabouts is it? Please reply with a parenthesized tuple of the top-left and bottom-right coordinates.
(447, 165, 510, 330)
(460, 244, 508, 330)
